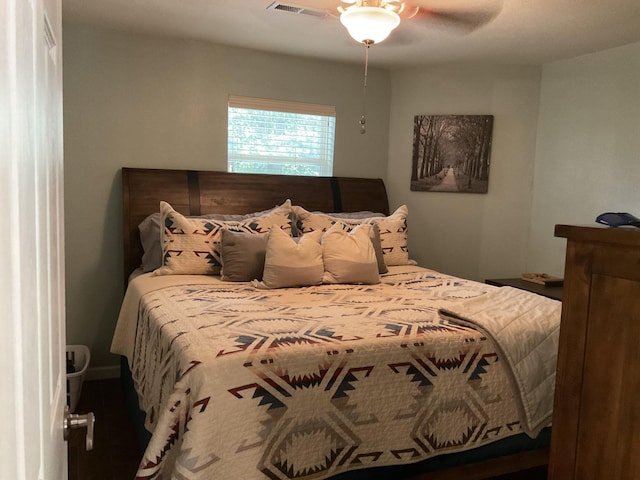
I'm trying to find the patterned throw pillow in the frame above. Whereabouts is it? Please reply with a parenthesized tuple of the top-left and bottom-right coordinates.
(156, 200, 292, 276)
(138, 205, 286, 273)
(322, 223, 379, 285)
(292, 205, 411, 266)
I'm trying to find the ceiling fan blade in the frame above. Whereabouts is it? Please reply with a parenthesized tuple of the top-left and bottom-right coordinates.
(419, 8, 498, 31)
(407, 0, 502, 32)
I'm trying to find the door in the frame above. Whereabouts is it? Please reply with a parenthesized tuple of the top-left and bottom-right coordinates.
(0, 0, 66, 478)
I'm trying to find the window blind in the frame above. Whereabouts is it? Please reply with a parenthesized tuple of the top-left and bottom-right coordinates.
(228, 96, 336, 176)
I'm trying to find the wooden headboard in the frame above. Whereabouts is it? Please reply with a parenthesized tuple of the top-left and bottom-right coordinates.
(122, 168, 390, 285)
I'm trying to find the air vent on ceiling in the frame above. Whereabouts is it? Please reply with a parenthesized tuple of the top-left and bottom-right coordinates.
(267, 2, 327, 18)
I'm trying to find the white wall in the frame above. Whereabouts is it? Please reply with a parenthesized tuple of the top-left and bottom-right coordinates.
(387, 64, 542, 281)
(63, 24, 391, 368)
(63, 21, 640, 370)
(528, 41, 640, 276)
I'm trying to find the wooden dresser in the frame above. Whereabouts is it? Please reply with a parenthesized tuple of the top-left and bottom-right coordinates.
(548, 225, 640, 479)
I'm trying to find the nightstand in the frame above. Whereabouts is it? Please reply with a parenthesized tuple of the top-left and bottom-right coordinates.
(485, 277, 563, 301)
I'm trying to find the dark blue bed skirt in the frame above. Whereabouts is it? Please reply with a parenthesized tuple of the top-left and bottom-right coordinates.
(121, 356, 152, 451)
(120, 356, 550, 478)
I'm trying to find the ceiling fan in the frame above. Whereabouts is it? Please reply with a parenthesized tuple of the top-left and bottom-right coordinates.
(289, 0, 503, 45)
(279, 0, 502, 133)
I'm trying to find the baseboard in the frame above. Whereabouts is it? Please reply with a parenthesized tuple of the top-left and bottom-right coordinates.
(84, 365, 120, 381)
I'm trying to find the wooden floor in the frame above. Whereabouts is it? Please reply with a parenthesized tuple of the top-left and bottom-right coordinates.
(68, 378, 140, 480)
(68, 378, 548, 480)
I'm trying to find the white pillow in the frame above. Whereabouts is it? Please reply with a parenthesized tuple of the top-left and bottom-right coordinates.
(260, 228, 324, 288)
(292, 205, 411, 266)
(322, 223, 379, 285)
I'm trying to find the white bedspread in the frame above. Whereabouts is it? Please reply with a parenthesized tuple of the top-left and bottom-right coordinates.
(111, 267, 556, 479)
(440, 286, 561, 436)
(112, 272, 224, 359)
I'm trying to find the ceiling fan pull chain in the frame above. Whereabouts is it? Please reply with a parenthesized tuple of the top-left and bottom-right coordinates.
(360, 41, 371, 134)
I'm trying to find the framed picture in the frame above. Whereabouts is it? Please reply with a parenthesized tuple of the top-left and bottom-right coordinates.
(410, 114, 493, 193)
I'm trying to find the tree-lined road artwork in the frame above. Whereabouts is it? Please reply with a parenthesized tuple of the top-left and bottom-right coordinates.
(429, 166, 457, 192)
(410, 115, 493, 193)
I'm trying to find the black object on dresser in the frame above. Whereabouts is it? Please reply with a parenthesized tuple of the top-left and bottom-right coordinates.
(485, 278, 563, 301)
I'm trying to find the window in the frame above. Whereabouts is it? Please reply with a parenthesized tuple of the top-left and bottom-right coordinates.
(228, 96, 335, 176)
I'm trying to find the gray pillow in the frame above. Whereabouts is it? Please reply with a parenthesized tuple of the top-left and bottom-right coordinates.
(370, 224, 388, 274)
(220, 229, 268, 282)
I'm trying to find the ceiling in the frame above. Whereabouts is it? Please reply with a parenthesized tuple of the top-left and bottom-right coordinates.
(62, 0, 640, 68)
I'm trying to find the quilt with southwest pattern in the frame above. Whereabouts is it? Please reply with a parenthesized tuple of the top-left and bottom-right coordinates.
(111, 266, 549, 480)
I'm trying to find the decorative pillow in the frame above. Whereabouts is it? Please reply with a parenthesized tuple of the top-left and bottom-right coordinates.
(291, 211, 384, 237)
(156, 200, 292, 276)
(328, 211, 385, 219)
(139, 203, 292, 273)
(259, 228, 324, 289)
(138, 213, 168, 272)
(370, 224, 388, 274)
(292, 205, 410, 266)
(322, 223, 379, 285)
(220, 229, 268, 282)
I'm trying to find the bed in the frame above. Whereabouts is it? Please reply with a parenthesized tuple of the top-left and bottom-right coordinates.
(112, 167, 559, 480)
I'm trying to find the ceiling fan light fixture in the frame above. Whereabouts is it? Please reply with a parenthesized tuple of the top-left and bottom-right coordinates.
(340, 6, 400, 44)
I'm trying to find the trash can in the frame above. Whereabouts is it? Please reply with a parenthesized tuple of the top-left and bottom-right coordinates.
(66, 345, 90, 412)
